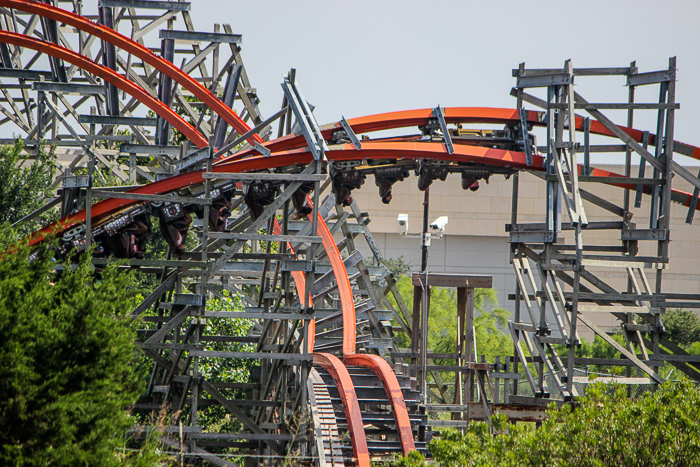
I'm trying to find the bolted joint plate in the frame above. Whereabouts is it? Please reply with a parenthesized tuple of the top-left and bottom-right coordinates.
(509, 230, 555, 243)
(173, 293, 204, 307)
(279, 260, 313, 272)
(62, 175, 91, 188)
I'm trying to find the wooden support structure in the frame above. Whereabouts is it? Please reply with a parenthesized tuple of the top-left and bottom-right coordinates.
(5, 3, 700, 462)
(508, 59, 685, 406)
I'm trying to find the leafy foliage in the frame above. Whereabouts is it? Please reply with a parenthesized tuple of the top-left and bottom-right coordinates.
(118, 423, 175, 467)
(689, 341, 700, 356)
(662, 308, 700, 347)
(386, 273, 512, 405)
(383, 255, 412, 278)
(0, 232, 148, 466)
(195, 291, 255, 432)
(0, 140, 57, 232)
(399, 382, 700, 466)
(389, 275, 512, 363)
(395, 450, 427, 467)
(554, 333, 629, 376)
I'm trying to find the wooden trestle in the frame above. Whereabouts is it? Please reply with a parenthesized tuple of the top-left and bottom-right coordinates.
(4, 1, 700, 465)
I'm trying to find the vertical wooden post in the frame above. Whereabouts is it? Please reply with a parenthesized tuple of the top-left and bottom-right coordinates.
(420, 285, 431, 398)
(504, 357, 511, 404)
(454, 286, 466, 412)
(494, 356, 501, 404)
(421, 187, 430, 272)
(411, 286, 422, 385)
(465, 287, 475, 404)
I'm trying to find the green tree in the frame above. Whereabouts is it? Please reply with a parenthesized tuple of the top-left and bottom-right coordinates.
(398, 381, 700, 466)
(554, 333, 628, 376)
(662, 308, 700, 348)
(0, 140, 57, 231)
(194, 291, 255, 433)
(389, 275, 512, 363)
(0, 232, 150, 466)
(383, 255, 412, 278)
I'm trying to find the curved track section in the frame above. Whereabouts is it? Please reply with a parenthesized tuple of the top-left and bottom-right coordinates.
(273, 199, 416, 457)
(20, 98, 700, 462)
(344, 354, 415, 455)
(308, 369, 344, 467)
(0, 0, 262, 148)
(308, 203, 417, 456)
(315, 211, 356, 356)
(26, 106, 700, 245)
(0, 31, 208, 148)
(313, 353, 370, 467)
(220, 106, 700, 164)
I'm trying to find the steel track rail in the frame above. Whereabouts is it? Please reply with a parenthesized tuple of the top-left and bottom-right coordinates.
(10, 2, 698, 461)
(344, 354, 415, 454)
(273, 214, 374, 464)
(22, 106, 700, 461)
(313, 353, 370, 467)
(218, 106, 700, 164)
(315, 210, 356, 356)
(25, 140, 700, 255)
(314, 214, 415, 454)
(265, 141, 700, 209)
(289, 201, 414, 454)
(274, 206, 414, 455)
(0, 0, 263, 148)
(308, 368, 344, 467)
(0, 31, 209, 148)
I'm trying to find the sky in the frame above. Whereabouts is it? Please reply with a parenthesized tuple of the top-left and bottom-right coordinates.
(187, 0, 700, 163)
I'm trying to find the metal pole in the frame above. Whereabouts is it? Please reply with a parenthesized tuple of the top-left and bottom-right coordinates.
(421, 187, 429, 272)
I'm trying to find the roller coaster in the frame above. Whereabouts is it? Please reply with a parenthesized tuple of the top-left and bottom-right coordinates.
(4, 1, 700, 465)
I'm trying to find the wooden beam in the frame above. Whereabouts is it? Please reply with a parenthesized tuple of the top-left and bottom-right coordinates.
(577, 314, 663, 383)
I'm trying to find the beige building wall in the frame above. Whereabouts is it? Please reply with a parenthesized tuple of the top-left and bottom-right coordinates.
(351, 164, 700, 339)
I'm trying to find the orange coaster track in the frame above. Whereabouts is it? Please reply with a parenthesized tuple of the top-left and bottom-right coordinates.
(0, 0, 262, 147)
(6, 2, 700, 465)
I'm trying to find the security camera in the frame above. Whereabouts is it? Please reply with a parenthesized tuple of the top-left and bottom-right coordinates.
(429, 216, 448, 238)
(397, 213, 409, 235)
